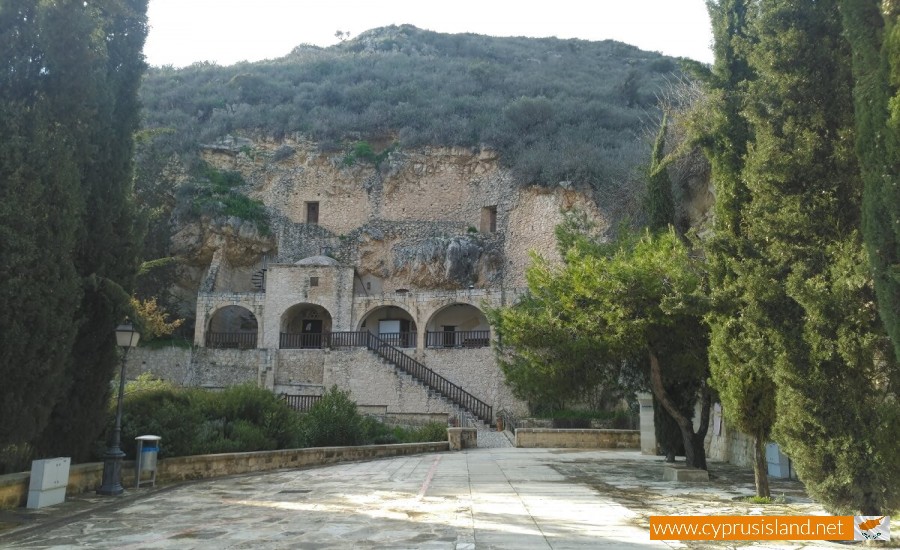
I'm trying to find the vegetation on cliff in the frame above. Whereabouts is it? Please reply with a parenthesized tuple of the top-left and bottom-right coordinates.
(137, 25, 678, 191)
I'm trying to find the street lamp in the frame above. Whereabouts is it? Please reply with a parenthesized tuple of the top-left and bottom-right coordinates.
(97, 322, 140, 496)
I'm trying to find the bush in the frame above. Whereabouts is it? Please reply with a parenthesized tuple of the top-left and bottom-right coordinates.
(193, 384, 303, 451)
(117, 388, 202, 458)
(408, 421, 448, 443)
(299, 386, 364, 447)
(111, 383, 302, 459)
(359, 418, 447, 444)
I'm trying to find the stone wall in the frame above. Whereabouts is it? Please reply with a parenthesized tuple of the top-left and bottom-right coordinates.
(515, 429, 640, 449)
(126, 347, 267, 388)
(127, 333, 527, 420)
(127, 346, 194, 385)
(0, 442, 449, 509)
(322, 349, 456, 415)
(274, 349, 326, 386)
(705, 403, 755, 468)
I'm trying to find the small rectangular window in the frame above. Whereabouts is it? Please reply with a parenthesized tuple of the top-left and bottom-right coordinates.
(480, 206, 497, 233)
(306, 201, 319, 224)
(309, 277, 319, 287)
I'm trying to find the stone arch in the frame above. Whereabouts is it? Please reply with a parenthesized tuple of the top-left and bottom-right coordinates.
(280, 303, 333, 349)
(205, 305, 259, 349)
(358, 305, 417, 348)
(425, 303, 490, 348)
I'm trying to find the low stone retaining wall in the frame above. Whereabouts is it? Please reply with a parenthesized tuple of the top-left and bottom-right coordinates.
(0, 441, 449, 510)
(515, 428, 639, 449)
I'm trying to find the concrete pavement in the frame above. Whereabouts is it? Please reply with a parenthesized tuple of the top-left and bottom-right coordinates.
(0, 448, 843, 549)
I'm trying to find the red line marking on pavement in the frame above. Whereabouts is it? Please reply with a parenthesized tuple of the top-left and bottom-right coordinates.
(417, 455, 442, 500)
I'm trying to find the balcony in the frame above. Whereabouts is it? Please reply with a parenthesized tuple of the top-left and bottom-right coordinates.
(425, 330, 490, 349)
(205, 331, 258, 349)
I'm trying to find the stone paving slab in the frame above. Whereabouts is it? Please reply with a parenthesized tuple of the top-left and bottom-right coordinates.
(0, 448, 886, 549)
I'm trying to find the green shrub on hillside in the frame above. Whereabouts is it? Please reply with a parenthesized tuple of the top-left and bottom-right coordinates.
(177, 162, 270, 234)
(137, 25, 675, 196)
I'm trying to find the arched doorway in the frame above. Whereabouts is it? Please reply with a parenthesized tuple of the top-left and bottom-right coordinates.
(359, 305, 417, 348)
(280, 304, 333, 349)
(205, 306, 258, 349)
(425, 304, 490, 348)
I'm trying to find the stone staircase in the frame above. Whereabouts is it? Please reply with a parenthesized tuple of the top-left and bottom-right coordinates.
(362, 333, 493, 425)
(367, 352, 489, 430)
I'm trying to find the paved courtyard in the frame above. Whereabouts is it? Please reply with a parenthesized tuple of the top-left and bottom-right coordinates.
(0, 448, 859, 549)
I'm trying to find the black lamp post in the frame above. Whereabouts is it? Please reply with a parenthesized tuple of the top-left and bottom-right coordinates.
(97, 322, 140, 496)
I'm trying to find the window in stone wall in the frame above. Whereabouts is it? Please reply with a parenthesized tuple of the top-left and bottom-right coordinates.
(480, 205, 497, 233)
(309, 276, 319, 287)
(306, 201, 319, 224)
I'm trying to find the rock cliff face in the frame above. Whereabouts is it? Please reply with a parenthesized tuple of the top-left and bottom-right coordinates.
(180, 135, 609, 301)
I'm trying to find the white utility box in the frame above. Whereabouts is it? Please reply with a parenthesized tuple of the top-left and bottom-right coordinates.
(27, 457, 71, 509)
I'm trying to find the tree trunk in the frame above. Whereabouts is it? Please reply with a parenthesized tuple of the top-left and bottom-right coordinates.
(648, 351, 707, 470)
(753, 430, 770, 498)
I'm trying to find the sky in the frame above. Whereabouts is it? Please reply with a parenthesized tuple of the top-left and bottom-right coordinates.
(144, 0, 714, 68)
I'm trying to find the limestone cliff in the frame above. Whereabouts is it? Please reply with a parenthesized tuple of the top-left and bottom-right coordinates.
(193, 136, 608, 296)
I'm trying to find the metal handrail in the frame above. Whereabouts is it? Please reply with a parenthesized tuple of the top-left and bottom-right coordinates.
(425, 330, 491, 348)
(366, 332, 493, 423)
(327, 331, 369, 348)
(206, 331, 258, 349)
(280, 394, 322, 412)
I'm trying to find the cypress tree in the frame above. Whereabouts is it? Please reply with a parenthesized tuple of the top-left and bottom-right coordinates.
(740, 0, 900, 514)
(0, 0, 86, 464)
(644, 113, 676, 233)
(35, 0, 149, 460)
(700, 0, 778, 498)
(840, 0, 900, 360)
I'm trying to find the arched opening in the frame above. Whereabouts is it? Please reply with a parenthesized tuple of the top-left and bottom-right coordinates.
(280, 304, 333, 349)
(425, 304, 490, 348)
(206, 306, 258, 349)
(359, 305, 417, 348)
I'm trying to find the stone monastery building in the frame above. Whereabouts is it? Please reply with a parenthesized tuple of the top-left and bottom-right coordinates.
(129, 138, 607, 423)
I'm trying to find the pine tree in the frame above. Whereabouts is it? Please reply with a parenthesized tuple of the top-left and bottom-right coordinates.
(492, 228, 712, 469)
(642, 113, 702, 463)
(644, 113, 676, 233)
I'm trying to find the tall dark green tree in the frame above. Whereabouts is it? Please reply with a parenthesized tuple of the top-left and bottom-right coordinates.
(0, 0, 147, 467)
(737, 0, 900, 514)
(644, 113, 676, 233)
(0, 0, 84, 464)
(34, 0, 149, 461)
(695, 0, 778, 499)
(840, 0, 900, 360)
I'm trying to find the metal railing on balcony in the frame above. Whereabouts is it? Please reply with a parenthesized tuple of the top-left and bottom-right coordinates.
(425, 330, 491, 349)
(326, 331, 369, 348)
(205, 331, 258, 349)
(374, 332, 416, 348)
(366, 333, 492, 423)
(279, 332, 325, 349)
(280, 394, 322, 412)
